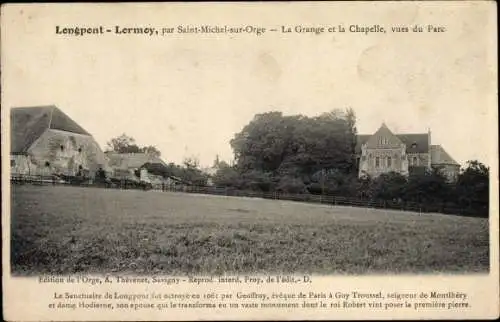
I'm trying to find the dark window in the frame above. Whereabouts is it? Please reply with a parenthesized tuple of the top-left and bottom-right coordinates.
(10, 160, 15, 167)
(375, 157, 380, 167)
(78, 147, 82, 153)
(387, 156, 392, 167)
(60, 145, 64, 151)
(45, 161, 50, 167)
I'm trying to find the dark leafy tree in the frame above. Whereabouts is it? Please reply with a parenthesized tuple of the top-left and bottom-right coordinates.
(230, 108, 357, 178)
(140, 146, 161, 158)
(213, 161, 240, 187)
(405, 167, 450, 204)
(239, 170, 275, 192)
(455, 160, 489, 215)
(370, 172, 408, 201)
(276, 176, 307, 194)
(106, 133, 161, 157)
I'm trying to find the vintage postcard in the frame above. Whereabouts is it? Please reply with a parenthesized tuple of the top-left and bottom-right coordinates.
(1, 1, 498, 321)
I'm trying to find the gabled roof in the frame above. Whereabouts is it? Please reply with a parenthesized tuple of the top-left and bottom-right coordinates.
(431, 145, 459, 166)
(106, 152, 167, 170)
(364, 123, 404, 148)
(11, 105, 90, 154)
(355, 124, 429, 154)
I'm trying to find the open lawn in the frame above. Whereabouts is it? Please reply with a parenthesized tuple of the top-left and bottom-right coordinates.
(10, 185, 489, 275)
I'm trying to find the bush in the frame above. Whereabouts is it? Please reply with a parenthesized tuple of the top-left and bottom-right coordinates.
(239, 170, 275, 192)
(277, 176, 307, 194)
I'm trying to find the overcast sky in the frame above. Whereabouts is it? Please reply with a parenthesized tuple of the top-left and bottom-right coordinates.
(2, 3, 497, 168)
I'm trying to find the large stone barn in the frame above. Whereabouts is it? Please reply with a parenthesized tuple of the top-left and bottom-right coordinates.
(10, 105, 111, 178)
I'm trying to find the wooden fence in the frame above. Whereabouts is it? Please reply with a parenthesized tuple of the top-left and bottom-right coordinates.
(180, 185, 477, 216)
(10, 174, 485, 217)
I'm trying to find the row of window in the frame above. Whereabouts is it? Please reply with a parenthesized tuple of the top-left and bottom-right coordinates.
(377, 137, 418, 149)
(378, 138, 389, 145)
(375, 156, 392, 168)
(362, 154, 419, 167)
(363, 154, 404, 160)
(361, 155, 420, 168)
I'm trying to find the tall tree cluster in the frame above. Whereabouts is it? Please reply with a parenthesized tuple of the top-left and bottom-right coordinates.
(106, 133, 161, 158)
(213, 109, 489, 217)
(229, 108, 357, 180)
(104, 115, 490, 217)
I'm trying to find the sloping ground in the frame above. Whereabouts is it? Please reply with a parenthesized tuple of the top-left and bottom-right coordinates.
(10, 185, 489, 275)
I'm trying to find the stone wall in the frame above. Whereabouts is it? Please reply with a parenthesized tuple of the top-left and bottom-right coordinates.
(11, 155, 35, 175)
(359, 150, 432, 178)
(407, 152, 431, 168)
(359, 144, 409, 178)
(23, 129, 110, 176)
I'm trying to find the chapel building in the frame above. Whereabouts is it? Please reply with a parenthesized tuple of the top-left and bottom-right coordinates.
(355, 123, 460, 181)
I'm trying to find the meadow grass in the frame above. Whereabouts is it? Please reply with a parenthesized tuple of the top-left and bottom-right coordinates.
(10, 185, 489, 275)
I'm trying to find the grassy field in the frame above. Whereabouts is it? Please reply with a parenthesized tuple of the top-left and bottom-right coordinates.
(10, 185, 489, 275)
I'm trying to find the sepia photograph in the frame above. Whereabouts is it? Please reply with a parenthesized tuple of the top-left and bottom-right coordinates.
(9, 106, 490, 276)
(2, 2, 498, 321)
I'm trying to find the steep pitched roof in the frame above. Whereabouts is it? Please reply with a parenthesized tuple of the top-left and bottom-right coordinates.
(396, 134, 429, 154)
(355, 125, 429, 154)
(49, 107, 90, 135)
(10, 105, 90, 154)
(364, 123, 404, 148)
(106, 152, 167, 170)
(431, 145, 459, 166)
